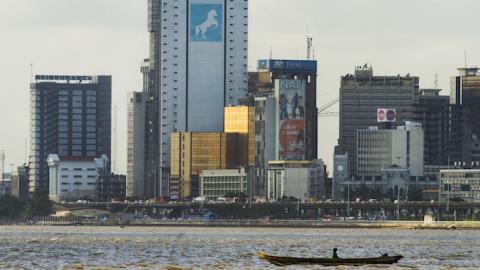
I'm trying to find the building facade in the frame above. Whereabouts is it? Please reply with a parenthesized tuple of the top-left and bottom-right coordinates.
(126, 92, 146, 198)
(170, 132, 239, 199)
(145, 0, 249, 197)
(332, 153, 349, 200)
(199, 168, 247, 200)
(11, 165, 29, 200)
(47, 154, 108, 202)
(97, 173, 126, 202)
(450, 67, 480, 164)
(440, 169, 480, 202)
(267, 160, 326, 202)
(224, 106, 255, 166)
(339, 66, 419, 176)
(414, 89, 450, 166)
(29, 75, 111, 193)
(357, 122, 424, 177)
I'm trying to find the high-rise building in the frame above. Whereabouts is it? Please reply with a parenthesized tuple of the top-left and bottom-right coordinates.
(126, 92, 146, 198)
(450, 67, 480, 164)
(357, 122, 424, 177)
(0, 150, 4, 183)
(29, 75, 111, 193)
(170, 132, 239, 199)
(224, 106, 255, 166)
(332, 153, 349, 200)
(339, 66, 420, 176)
(414, 89, 450, 166)
(144, 0, 248, 197)
(11, 165, 29, 200)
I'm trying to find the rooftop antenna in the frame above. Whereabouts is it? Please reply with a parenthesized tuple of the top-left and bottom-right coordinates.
(434, 73, 439, 88)
(30, 62, 34, 82)
(307, 36, 313, 60)
(464, 51, 468, 68)
(312, 47, 315, 60)
(269, 46, 272, 59)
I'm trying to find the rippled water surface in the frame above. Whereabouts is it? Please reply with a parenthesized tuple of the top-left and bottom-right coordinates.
(0, 226, 479, 269)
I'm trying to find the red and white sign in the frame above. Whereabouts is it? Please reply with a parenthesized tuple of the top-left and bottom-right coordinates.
(377, 109, 396, 123)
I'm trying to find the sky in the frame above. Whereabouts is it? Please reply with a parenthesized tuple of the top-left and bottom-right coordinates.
(0, 0, 479, 175)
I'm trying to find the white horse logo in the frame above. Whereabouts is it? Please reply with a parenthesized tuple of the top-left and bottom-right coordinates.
(194, 9, 218, 40)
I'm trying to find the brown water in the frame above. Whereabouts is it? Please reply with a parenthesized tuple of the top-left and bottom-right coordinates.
(0, 226, 478, 269)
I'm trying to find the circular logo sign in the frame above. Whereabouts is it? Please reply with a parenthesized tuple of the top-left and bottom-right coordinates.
(386, 110, 396, 121)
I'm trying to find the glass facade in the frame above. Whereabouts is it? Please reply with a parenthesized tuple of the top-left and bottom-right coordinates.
(224, 106, 255, 167)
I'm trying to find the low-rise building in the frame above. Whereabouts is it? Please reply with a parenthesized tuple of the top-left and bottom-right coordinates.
(440, 169, 480, 202)
(199, 168, 248, 200)
(267, 160, 326, 202)
(48, 154, 108, 202)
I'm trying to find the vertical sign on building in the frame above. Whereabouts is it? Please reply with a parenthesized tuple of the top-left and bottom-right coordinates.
(277, 79, 306, 160)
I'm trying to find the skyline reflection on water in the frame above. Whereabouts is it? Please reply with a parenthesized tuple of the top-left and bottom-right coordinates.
(0, 226, 479, 269)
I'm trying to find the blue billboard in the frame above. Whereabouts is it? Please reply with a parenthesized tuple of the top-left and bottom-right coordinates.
(258, 59, 317, 72)
(190, 4, 223, 42)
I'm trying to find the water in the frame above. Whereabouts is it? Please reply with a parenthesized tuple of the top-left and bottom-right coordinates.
(0, 226, 479, 269)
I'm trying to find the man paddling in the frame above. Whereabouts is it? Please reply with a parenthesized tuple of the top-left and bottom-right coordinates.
(332, 248, 339, 259)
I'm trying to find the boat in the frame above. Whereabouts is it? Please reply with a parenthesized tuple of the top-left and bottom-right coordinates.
(258, 252, 403, 266)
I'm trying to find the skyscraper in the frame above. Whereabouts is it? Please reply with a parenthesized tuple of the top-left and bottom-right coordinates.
(144, 0, 248, 197)
(127, 92, 146, 198)
(339, 66, 419, 176)
(29, 75, 111, 193)
(450, 67, 480, 164)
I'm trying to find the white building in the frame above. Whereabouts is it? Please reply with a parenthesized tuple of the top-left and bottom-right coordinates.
(48, 154, 108, 202)
(357, 121, 424, 177)
(267, 160, 326, 202)
(155, 0, 248, 194)
(199, 168, 247, 200)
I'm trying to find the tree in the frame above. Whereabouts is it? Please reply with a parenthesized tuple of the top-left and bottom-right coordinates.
(0, 195, 23, 218)
(22, 191, 53, 218)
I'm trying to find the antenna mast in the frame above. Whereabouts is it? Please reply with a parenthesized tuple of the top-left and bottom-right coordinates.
(307, 36, 313, 60)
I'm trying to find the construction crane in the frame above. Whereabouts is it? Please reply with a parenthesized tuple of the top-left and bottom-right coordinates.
(318, 96, 339, 117)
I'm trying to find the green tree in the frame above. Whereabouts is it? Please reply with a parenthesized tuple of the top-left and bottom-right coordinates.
(0, 195, 23, 218)
(22, 191, 53, 218)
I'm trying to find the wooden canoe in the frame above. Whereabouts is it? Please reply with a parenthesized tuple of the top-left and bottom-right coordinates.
(258, 252, 403, 266)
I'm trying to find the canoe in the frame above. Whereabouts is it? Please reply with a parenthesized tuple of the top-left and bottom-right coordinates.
(258, 252, 403, 266)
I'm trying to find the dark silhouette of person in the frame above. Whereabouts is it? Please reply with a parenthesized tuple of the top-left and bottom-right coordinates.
(292, 92, 299, 118)
(332, 248, 339, 259)
(298, 95, 304, 118)
(280, 94, 289, 120)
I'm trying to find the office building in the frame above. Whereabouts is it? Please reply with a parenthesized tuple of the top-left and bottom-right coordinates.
(253, 95, 277, 196)
(450, 67, 480, 164)
(11, 165, 29, 200)
(0, 150, 4, 183)
(97, 173, 126, 202)
(47, 154, 109, 202)
(200, 168, 247, 200)
(339, 65, 419, 176)
(224, 106, 255, 166)
(267, 160, 326, 202)
(170, 132, 239, 199)
(257, 59, 318, 160)
(440, 169, 480, 202)
(332, 153, 349, 200)
(29, 75, 111, 193)
(414, 89, 450, 166)
(145, 0, 248, 197)
(357, 122, 424, 177)
(126, 92, 146, 198)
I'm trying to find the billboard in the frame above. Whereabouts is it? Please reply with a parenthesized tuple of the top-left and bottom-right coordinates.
(258, 59, 317, 72)
(377, 108, 397, 123)
(190, 4, 223, 42)
(277, 80, 306, 160)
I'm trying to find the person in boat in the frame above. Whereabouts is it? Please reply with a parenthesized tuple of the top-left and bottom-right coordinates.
(332, 248, 339, 259)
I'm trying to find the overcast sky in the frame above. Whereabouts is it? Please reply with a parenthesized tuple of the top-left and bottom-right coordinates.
(1, 0, 479, 175)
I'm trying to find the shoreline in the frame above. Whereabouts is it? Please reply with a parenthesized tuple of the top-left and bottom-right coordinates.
(3, 220, 480, 230)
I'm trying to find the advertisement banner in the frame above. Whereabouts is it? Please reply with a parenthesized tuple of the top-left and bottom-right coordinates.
(377, 108, 397, 123)
(278, 80, 306, 160)
(190, 4, 223, 42)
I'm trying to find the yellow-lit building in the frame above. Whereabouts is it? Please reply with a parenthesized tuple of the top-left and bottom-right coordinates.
(170, 132, 239, 199)
(224, 106, 255, 166)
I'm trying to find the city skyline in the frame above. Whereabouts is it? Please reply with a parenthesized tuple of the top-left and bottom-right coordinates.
(1, 0, 480, 174)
